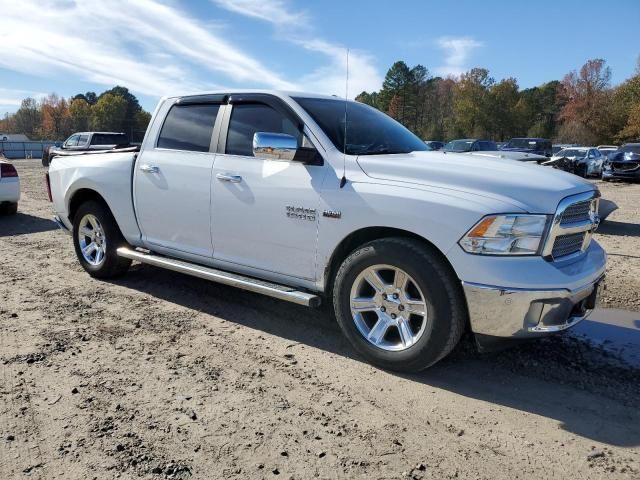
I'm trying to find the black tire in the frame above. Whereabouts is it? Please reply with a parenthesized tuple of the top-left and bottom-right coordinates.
(1, 202, 18, 215)
(332, 237, 466, 372)
(72, 200, 131, 278)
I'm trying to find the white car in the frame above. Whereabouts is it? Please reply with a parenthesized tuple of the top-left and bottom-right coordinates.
(46, 90, 605, 371)
(545, 147, 605, 178)
(0, 158, 20, 215)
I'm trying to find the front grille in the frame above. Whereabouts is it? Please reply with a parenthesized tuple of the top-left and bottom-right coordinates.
(612, 161, 639, 171)
(560, 201, 591, 225)
(552, 233, 585, 258)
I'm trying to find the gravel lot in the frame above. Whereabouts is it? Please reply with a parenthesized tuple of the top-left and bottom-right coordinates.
(1, 160, 639, 479)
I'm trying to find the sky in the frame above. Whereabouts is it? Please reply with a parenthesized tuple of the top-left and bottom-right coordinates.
(0, 0, 638, 115)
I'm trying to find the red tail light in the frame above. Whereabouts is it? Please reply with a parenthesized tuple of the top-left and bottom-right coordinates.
(44, 173, 53, 202)
(0, 162, 18, 178)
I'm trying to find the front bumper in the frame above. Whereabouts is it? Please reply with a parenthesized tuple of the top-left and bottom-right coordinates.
(463, 275, 603, 339)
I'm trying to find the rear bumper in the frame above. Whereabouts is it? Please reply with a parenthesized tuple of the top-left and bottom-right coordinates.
(463, 274, 603, 339)
(0, 178, 20, 203)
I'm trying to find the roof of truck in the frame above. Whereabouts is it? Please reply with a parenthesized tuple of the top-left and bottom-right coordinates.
(164, 90, 348, 102)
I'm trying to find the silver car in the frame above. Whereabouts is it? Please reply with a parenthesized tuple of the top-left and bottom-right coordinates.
(545, 147, 605, 178)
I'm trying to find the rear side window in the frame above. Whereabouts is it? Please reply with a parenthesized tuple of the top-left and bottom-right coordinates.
(226, 103, 299, 157)
(157, 104, 220, 152)
(91, 133, 128, 145)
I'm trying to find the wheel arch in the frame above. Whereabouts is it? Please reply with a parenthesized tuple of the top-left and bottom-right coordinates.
(67, 188, 110, 224)
(324, 226, 460, 294)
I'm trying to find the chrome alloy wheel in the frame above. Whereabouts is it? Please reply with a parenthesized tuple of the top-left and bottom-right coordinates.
(77, 214, 107, 266)
(349, 264, 430, 352)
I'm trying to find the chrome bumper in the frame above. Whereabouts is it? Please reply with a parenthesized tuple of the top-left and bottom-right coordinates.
(53, 215, 71, 235)
(463, 275, 603, 338)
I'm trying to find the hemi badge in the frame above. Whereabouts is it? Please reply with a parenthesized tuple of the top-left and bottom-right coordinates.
(323, 210, 342, 219)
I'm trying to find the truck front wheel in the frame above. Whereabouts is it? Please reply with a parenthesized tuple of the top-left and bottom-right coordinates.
(72, 200, 131, 278)
(332, 238, 466, 372)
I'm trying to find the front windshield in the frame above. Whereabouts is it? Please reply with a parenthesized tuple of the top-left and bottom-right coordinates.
(505, 138, 536, 148)
(293, 97, 427, 155)
(558, 149, 587, 157)
(443, 140, 474, 152)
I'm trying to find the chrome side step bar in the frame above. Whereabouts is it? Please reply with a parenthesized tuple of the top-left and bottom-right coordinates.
(116, 247, 321, 308)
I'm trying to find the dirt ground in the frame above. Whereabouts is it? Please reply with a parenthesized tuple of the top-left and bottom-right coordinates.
(1, 160, 639, 480)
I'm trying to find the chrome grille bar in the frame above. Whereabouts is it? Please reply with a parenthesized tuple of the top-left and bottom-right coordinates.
(542, 190, 600, 260)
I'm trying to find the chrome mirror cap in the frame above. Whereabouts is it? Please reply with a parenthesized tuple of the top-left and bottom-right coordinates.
(253, 132, 297, 161)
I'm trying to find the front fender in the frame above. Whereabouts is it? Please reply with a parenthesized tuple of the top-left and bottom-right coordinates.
(315, 177, 522, 290)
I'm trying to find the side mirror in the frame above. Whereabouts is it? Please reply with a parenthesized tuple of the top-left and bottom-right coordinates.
(253, 132, 298, 161)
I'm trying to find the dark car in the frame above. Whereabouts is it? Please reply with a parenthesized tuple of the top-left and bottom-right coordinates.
(443, 139, 498, 153)
(602, 143, 640, 182)
(501, 138, 552, 157)
(42, 132, 129, 167)
(424, 140, 445, 151)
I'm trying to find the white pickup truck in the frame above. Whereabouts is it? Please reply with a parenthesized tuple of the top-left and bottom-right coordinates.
(47, 91, 606, 371)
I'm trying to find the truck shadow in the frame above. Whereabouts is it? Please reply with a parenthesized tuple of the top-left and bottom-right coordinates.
(597, 220, 640, 238)
(0, 212, 58, 237)
(115, 263, 640, 447)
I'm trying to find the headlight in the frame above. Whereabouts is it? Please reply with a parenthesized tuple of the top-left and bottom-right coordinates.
(459, 214, 549, 255)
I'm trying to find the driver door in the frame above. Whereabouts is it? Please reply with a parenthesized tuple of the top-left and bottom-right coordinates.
(211, 100, 326, 280)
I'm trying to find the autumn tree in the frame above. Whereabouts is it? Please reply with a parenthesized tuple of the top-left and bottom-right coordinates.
(452, 68, 494, 138)
(12, 98, 41, 139)
(69, 98, 92, 132)
(98, 86, 142, 137)
(133, 110, 152, 142)
(487, 78, 519, 141)
(557, 59, 613, 144)
(90, 93, 127, 132)
(41, 94, 71, 140)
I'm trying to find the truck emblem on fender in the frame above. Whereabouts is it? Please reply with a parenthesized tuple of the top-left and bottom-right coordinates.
(322, 210, 342, 219)
(286, 205, 316, 221)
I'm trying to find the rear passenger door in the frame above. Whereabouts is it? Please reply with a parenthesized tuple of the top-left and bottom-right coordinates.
(134, 98, 223, 258)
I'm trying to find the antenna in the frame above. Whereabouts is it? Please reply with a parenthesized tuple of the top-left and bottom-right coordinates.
(340, 48, 349, 189)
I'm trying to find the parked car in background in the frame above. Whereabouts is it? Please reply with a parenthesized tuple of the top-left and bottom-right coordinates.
(47, 89, 606, 372)
(0, 157, 20, 215)
(424, 141, 445, 151)
(552, 144, 578, 155)
(597, 145, 618, 160)
(602, 143, 640, 181)
(544, 147, 605, 178)
(42, 132, 129, 167)
(501, 138, 552, 157)
(443, 139, 497, 152)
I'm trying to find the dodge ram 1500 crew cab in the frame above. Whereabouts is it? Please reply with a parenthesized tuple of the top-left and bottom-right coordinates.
(47, 91, 606, 371)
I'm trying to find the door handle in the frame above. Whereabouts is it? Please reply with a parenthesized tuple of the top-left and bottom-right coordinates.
(216, 173, 242, 183)
(140, 164, 159, 173)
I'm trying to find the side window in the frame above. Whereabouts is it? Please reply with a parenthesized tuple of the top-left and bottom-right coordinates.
(226, 103, 299, 157)
(78, 134, 89, 145)
(157, 104, 220, 152)
(65, 135, 80, 147)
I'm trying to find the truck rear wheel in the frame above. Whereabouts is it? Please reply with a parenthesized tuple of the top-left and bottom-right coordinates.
(332, 237, 465, 372)
(72, 200, 131, 278)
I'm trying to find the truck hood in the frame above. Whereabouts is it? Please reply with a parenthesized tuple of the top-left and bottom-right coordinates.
(356, 150, 595, 213)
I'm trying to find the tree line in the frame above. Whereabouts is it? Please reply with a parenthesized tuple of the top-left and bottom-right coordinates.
(356, 58, 640, 145)
(0, 86, 152, 142)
